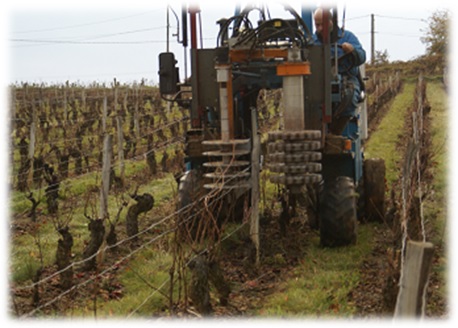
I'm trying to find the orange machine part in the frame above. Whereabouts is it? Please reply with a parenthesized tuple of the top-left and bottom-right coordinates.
(276, 61, 311, 76)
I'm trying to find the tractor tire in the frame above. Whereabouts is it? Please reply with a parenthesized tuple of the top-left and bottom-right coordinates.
(364, 158, 386, 222)
(319, 176, 357, 247)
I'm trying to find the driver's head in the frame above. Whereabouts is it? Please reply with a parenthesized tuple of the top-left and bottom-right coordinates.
(313, 8, 333, 36)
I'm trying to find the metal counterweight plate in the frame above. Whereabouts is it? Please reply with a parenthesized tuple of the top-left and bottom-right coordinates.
(268, 151, 322, 163)
(268, 162, 322, 173)
(203, 182, 252, 190)
(202, 139, 250, 146)
(204, 172, 251, 179)
(203, 161, 250, 168)
(270, 174, 322, 185)
(268, 130, 322, 141)
(268, 140, 322, 152)
(203, 149, 251, 157)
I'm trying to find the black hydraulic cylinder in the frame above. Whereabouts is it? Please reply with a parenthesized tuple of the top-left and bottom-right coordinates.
(331, 7, 338, 43)
(182, 4, 188, 48)
(158, 52, 178, 95)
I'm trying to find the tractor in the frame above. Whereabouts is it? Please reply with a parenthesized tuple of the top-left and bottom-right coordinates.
(158, 4, 385, 248)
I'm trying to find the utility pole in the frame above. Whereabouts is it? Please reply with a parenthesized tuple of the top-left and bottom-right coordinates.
(371, 14, 375, 64)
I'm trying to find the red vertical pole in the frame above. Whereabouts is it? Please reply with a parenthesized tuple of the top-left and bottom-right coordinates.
(189, 5, 199, 49)
(322, 8, 329, 45)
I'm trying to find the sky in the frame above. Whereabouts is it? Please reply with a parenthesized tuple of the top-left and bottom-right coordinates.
(3, 0, 453, 86)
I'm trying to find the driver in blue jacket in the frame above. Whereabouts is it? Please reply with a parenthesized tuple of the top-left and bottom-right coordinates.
(313, 8, 366, 134)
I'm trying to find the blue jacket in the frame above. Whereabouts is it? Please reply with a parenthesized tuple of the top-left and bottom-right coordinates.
(313, 28, 366, 117)
(313, 28, 366, 80)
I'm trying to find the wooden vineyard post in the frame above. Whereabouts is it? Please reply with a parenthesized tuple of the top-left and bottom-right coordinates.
(134, 84, 140, 139)
(81, 89, 86, 112)
(360, 65, 368, 140)
(11, 86, 16, 127)
(102, 95, 108, 134)
(63, 84, 68, 127)
(29, 103, 37, 160)
(123, 89, 128, 117)
(116, 115, 125, 185)
(28, 101, 37, 186)
(112, 80, 125, 184)
(376, 84, 380, 101)
(100, 135, 112, 220)
(250, 108, 260, 266)
(394, 241, 435, 318)
(10, 86, 16, 152)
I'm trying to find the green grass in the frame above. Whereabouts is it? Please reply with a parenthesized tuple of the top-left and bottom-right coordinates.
(423, 81, 448, 311)
(424, 81, 448, 231)
(10, 191, 34, 214)
(365, 82, 415, 185)
(9, 209, 98, 284)
(258, 224, 376, 317)
(10, 222, 58, 282)
(67, 248, 174, 318)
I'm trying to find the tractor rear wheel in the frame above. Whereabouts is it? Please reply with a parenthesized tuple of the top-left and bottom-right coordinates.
(319, 176, 357, 247)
